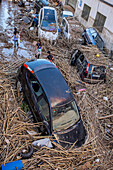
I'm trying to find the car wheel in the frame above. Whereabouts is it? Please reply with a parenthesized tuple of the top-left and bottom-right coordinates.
(80, 73, 84, 81)
(20, 145, 34, 159)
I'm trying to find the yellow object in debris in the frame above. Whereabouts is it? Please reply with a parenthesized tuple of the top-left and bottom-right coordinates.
(96, 54, 100, 57)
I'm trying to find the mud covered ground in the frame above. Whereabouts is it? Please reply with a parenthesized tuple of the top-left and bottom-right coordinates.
(0, 0, 113, 169)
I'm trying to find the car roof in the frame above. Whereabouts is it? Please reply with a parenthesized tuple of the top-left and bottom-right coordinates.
(24, 59, 56, 73)
(42, 6, 55, 10)
(24, 59, 74, 108)
(63, 10, 73, 16)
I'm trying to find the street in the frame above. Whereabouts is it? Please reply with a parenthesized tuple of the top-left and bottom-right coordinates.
(0, 0, 113, 169)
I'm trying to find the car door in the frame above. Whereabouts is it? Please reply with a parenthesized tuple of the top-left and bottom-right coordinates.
(25, 70, 40, 122)
(65, 21, 69, 39)
(26, 71, 50, 124)
(61, 19, 66, 37)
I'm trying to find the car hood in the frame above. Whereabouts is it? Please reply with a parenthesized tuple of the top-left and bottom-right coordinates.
(53, 120, 87, 148)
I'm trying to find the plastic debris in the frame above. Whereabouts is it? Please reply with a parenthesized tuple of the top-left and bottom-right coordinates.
(27, 130, 37, 135)
(103, 96, 108, 101)
(32, 138, 53, 148)
(1, 160, 23, 170)
(95, 158, 100, 162)
(96, 54, 100, 57)
(78, 88, 86, 92)
(30, 27, 34, 31)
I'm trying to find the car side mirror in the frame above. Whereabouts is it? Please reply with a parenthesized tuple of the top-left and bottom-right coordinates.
(43, 120, 50, 135)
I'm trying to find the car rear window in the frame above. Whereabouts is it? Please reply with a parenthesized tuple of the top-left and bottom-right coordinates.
(35, 68, 74, 107)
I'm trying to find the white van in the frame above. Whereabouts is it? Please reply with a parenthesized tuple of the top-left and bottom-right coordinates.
(38, 6, 58, 41)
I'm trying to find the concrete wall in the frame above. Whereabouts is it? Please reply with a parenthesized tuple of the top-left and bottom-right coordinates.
(68, 0, 77, 9)
(75, 0, 113, 51)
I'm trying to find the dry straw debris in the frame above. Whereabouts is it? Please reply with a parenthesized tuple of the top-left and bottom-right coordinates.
(0, 1, 113, 169)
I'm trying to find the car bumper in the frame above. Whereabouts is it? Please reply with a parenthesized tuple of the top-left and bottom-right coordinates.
(83, 77, 106, 84)
(53, 120, 87, 148)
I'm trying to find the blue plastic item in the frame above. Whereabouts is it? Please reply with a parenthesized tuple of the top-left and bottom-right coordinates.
(1, 160, 23, 170)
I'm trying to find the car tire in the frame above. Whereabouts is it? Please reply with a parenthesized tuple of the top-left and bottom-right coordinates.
(80, 73, 84, 81)
(20, 145, 34, 159)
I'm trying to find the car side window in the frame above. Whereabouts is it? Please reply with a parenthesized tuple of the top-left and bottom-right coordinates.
(40, 9, 43, 24)
(65, 23, 68, 33)
(37, 97, 49, 121)
(62, 19, 66, 27)
(31, 81, 43, 97)
(27, 72, 50, 121)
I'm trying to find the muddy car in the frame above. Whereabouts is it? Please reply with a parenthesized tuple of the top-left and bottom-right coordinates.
(82, 27, 105, 54)
(38, 6, 58, 41)
(17, 59, 87, 148)
(71, 49, 106, 83)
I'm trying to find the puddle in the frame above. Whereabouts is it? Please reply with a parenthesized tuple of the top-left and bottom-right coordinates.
(2, 46, 33, 59)
(0, 0, 35, 60)
(0, 0, 10, 30)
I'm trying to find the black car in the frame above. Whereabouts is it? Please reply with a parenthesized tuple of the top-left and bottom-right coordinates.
(17, 59, 87, 148)
(82, 27, 105, 54)
(71, 49, 106, 83)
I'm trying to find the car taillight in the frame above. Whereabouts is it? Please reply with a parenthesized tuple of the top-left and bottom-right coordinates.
(86, 63, 89, 73)
(23, 63, 34, 74)
(105, 66, 106, 75)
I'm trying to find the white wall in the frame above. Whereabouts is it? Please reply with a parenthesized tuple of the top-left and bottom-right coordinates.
(75, 0, 113, 50)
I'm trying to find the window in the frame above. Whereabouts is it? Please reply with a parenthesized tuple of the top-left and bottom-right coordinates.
(93, 12, 106, 32)
(81, 4, 91, 21)
(52, 101, 80, 131)
(27, 72, 50, 121)
(38, 97, 49, 121)
(65, 23, 68, 33)
(62, 19, 66, 27)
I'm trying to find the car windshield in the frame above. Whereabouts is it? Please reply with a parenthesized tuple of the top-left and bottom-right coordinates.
(52, 100, 80, 131)
(42, 8, 56, 31)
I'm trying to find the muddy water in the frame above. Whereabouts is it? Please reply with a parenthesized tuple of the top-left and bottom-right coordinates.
(0, 0, 34, 60)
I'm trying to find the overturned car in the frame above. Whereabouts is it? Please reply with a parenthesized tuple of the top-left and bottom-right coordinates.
(71, 49, 106, 83)
(17, 59, 87, 148)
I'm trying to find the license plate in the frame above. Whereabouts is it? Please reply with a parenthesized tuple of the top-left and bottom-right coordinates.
(92, 75, 100, 78)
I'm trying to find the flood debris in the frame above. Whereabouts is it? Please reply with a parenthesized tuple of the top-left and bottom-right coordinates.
(0, 0, 113, 169)
(71, 49, 106, 83)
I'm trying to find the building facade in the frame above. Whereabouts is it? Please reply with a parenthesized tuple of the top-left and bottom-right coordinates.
(73, 0, 113, 53)
(65, 0, 113, 54)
